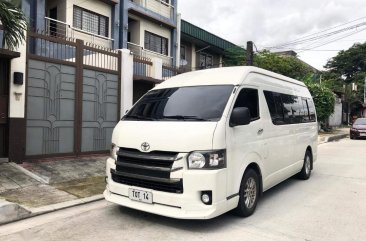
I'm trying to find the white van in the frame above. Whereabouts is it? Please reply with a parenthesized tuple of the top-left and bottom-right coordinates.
(104, 66, 318, 219)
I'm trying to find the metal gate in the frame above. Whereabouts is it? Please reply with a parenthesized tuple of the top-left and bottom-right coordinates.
(25, 32, 121, 158)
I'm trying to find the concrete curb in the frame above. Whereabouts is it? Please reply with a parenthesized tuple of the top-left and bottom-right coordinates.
(0, 195, 104, 225)
(318, 133, 348, 144)
(0, 200, 31, 225)
(9, 163, 49, 184)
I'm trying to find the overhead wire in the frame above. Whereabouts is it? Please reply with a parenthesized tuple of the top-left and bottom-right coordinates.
(266, 15, 366, 49)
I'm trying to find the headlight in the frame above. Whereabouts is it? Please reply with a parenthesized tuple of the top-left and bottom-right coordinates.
(110, 143, 119, 161)
(351, 128, 358, 132)
(188, 150, 226, 169)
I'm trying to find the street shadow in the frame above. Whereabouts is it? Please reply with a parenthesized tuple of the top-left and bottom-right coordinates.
(111, 176, 300, 233)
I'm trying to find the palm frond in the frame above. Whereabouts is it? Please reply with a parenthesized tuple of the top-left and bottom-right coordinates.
(0, 1, 27, 51)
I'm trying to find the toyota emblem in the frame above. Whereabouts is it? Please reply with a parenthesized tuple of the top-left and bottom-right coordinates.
(141, 142, 150, 152)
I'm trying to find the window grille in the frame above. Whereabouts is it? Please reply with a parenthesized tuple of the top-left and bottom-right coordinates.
(144, 31, 168, 56)
(73, 6, 109, 37)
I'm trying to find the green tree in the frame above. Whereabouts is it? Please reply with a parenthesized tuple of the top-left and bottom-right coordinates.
(325, 42, 366, 118)
(223, 46, 246, 66)
(254, 50, 314, 81)
(223, 48, 314, 81)
(0, 0, 27, 50)
(325, 42, 366, 83)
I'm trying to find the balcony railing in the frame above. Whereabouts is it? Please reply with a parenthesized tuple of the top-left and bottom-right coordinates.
(131, 0, 174, 19)
(127, 42, 173, 64)
(44, 17, 114, 48)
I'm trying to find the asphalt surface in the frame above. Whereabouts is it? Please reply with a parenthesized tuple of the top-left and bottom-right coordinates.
(1, 138, 365, 241)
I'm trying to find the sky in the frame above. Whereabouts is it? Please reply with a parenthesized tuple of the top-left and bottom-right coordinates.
(178, 0, 366, 70)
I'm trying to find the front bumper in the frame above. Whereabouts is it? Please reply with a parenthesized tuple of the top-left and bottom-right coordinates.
(103, 157, 235, 219)
(350, 129, 366, 138)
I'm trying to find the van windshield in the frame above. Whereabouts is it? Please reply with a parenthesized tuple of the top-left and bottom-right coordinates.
(124, 85, 234, 121)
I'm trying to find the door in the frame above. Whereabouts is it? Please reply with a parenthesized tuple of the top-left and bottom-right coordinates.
(0, 59, 9, 158)
(226, 86, 265, 196)
(49, 7, 57, 36)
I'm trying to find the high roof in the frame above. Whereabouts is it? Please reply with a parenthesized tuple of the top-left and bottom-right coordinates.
(155, 66, 306, 89)
(181, 20, 239, 51)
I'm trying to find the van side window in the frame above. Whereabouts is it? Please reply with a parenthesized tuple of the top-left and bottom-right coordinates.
(264, 91, 285, 125)
(302, 98, 310, 122)
(233, 88, 259, 120)
(264, 90, 316, 125)
(307, 99, 316, 121)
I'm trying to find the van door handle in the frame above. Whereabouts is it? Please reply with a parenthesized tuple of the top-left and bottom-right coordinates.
(257, 128, 264, 135)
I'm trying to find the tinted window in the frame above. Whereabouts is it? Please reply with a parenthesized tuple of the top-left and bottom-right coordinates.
(124, 85, 234, 121)
(264, 90, 316, 125)
(307, 99, 316, 121)
(233, 88, 259, 120)
(264, 91, 285, 125)
(302, 99, 310, 122)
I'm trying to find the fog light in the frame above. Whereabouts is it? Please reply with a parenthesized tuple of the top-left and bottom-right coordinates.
(201, 191, 212, 205)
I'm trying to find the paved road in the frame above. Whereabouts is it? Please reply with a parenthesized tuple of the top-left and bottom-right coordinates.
(1, 138, 366, 241)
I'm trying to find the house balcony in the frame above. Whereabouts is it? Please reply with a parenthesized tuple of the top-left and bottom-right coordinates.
(44, 17, 114, 48)
(129, 0, 176, 26)
(127, 42, 173, 65)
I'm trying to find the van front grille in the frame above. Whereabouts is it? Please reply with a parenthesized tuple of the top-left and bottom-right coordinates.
(112, 148, 183, 193)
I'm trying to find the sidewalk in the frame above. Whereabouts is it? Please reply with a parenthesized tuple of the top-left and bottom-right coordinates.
(318, 127, 349, 144)
(0, 128, 350, 225)
(0, 156, 107, 224)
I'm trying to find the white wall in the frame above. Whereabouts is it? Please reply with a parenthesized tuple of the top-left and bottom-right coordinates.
(328, 96, 342, 127)
(9, 38, 27, 118)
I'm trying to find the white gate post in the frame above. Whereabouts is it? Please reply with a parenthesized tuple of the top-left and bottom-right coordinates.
(151, 57, 163, 81)
(120, 49, 133, 117)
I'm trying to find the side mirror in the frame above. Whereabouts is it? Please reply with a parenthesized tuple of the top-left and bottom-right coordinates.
(230, 107, 251, 127)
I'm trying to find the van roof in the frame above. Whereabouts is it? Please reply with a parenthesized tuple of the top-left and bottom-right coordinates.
(155, 66, 306, 89)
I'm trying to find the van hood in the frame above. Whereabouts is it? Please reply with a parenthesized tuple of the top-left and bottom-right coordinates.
(111, 121, 219, 153)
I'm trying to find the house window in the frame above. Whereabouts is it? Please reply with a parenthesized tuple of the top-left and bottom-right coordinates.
(73, 6, 109, 37)
(144, 31, 168, 56)
(199, 53, 213, 69)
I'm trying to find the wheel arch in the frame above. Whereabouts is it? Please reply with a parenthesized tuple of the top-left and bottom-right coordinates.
(306, 145, 313, 169)
(245, 162, 263, 196)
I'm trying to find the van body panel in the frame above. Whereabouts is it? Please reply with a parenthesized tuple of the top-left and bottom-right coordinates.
(111, 121, 218, 152)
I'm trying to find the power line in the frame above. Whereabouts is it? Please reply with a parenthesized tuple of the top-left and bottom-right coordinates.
(267, 15, 366, 49)
(268, 21, 366, 49)
(297, 26, 366, 53)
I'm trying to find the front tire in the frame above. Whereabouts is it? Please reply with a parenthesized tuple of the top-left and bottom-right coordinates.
(234, 169, 259, 217)
(298, 151, 312, 180)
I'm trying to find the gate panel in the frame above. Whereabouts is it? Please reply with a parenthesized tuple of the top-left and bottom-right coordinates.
(26, 60, 75, 155)
(81, 69, 118, 152)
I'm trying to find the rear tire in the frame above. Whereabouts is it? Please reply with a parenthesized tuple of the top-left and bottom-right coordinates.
(234, 169, 259, 217)
(297, 150, 312, 180)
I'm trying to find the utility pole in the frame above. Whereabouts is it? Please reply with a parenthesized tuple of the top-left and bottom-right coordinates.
(246, 41, 254, 66)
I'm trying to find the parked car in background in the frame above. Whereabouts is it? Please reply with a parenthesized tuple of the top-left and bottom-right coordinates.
(350, 118, 366, 139)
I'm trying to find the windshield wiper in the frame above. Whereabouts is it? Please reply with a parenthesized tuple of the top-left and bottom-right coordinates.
(163, 115, 210, 121)
(124, 115, 156, 121)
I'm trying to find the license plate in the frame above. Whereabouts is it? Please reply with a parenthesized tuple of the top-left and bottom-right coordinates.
(360, 133, 366, 137)
(128, 188, 153, 204)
